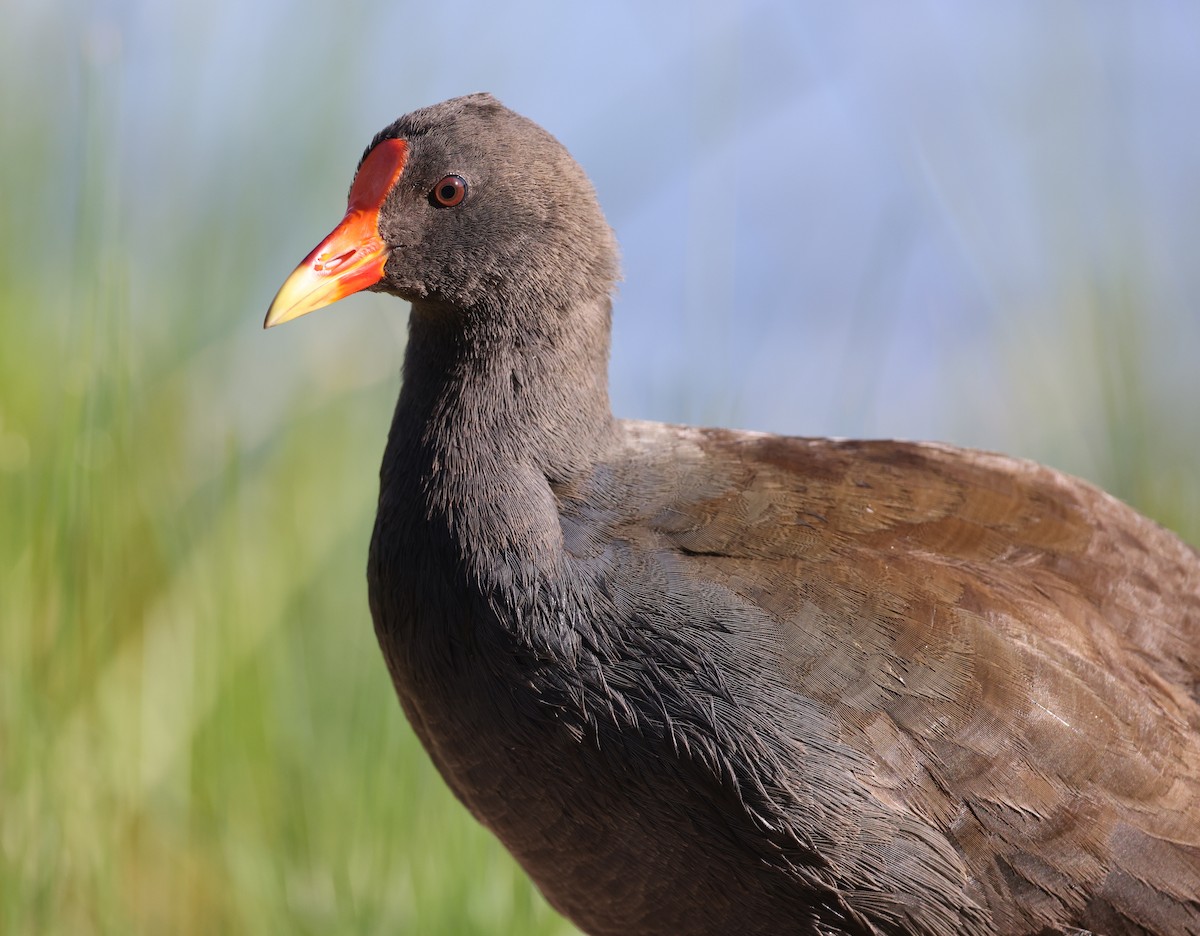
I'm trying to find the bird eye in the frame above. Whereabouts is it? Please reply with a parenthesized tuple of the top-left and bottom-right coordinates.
(432, 175, 467, 207)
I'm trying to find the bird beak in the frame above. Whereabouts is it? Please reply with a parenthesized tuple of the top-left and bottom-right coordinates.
(264, 138, 409, 328)
(264, 208, 389, 327)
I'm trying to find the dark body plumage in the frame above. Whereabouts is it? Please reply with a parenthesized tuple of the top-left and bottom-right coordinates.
(283, 94, 1200, 935)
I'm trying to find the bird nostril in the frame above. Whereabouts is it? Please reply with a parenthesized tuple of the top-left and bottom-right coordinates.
(316, 249, 357, 273)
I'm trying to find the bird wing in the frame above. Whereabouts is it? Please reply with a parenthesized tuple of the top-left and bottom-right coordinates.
(557, 421, 1200, 932)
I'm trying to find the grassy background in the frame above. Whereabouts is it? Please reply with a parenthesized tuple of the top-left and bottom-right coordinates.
(3, 3, 1198, 934)
(1, 8, 577, 933)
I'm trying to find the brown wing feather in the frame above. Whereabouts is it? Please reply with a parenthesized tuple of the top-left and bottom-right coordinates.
(597, 425, 1200, 932)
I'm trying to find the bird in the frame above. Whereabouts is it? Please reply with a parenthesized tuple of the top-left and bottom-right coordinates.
(265, 93, 1200, 936)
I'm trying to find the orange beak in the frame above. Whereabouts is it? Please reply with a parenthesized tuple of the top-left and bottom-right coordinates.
(264, 138, 409, 328)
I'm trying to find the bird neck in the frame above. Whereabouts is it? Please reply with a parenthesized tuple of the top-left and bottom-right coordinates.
(398, 293, 615, 467)
(381, 295, 617, 560)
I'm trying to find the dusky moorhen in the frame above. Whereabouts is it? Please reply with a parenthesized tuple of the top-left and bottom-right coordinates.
(266, 94, 1200, 936)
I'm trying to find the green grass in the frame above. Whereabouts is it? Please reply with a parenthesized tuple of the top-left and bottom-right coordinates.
(0, 262, 577, 936)
(0, 236, 577, 936)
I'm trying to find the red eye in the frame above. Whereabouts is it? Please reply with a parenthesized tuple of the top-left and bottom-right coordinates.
(432, 175, 467, 207)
